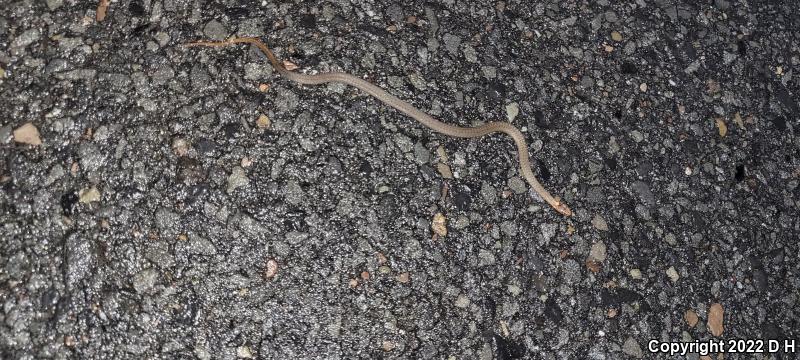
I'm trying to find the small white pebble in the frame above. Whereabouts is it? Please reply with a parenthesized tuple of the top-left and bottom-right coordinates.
(505, 102, 519, 122)
(13, 122, 42, 146)
(78, 186, 101, 203)
(507, 284, 522, 296)
(455, 294, 470, 308)
(265, 259, 278, 279)
(629, 268, 642, 280)
(237, 346, 253, 359)
(666, 266, 680, 283)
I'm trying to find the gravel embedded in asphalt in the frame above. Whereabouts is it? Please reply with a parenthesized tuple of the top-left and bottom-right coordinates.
(1, 1, 798, 359)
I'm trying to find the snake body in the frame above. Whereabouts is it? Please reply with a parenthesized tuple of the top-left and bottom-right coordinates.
(186, 37, 572, 216)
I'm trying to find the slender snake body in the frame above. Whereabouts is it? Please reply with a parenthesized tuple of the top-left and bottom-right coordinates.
(186, 37, 572, 216)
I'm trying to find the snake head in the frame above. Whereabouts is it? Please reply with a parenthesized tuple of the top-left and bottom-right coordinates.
(555, 203, 573, 217)
(552, 198, 573, 217)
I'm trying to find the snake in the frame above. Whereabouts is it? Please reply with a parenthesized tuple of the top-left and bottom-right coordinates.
(185, 37, 572, 216)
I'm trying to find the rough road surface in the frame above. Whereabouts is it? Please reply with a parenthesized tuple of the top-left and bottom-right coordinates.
(1, 0, 798, 358)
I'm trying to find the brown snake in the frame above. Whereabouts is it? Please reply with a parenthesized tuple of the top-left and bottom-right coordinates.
(186, 37, 572, 216)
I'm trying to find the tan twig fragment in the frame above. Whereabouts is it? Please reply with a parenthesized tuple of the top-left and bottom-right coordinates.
(97, 0, 110, 22)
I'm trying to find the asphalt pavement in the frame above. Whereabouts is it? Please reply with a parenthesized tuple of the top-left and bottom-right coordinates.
(1, 0, 798, 358)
